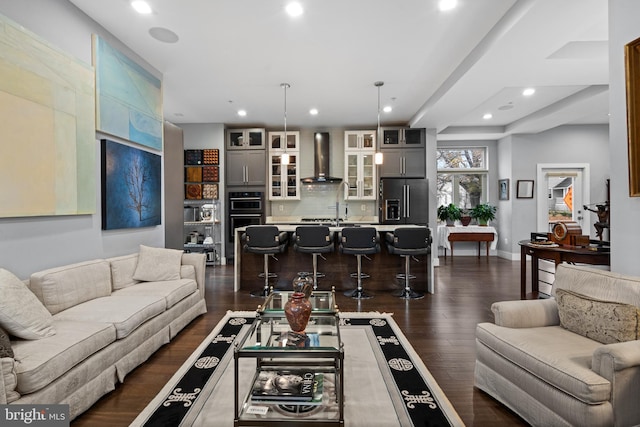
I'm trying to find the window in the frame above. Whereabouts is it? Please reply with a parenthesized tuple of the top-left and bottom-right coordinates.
(437, 147, 488, 209)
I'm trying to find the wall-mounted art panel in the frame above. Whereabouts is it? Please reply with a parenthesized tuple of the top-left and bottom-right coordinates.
(0, 13, 95, 218)
(93, 35, 163, 151)
(101, 139, 161, 230)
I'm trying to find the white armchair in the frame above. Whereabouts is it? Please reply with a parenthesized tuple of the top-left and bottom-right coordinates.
(475, 264, 640, 427)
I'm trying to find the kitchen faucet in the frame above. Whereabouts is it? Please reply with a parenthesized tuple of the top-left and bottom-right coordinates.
(336, 181, 349, 226)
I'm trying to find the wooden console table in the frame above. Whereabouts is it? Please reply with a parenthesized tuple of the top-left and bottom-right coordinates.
(519, 240, 610, 299)
(438, 225, 497, 257)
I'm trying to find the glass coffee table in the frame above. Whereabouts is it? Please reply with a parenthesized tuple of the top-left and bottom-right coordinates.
(234, 291, 343, 427)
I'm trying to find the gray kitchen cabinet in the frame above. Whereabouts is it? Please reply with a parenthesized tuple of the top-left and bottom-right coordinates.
(380, 127, 425, 148)
(378, 148, 425, 178)
(226, 150, 266, 186)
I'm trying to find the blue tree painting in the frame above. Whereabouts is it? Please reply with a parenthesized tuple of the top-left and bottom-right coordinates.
(101, 139, 161, 230)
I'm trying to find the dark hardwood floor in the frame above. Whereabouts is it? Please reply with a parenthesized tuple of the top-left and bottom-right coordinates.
(72, 256, 527, 426)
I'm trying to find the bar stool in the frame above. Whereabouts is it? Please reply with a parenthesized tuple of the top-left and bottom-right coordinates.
(242, 225, 289, 297)
(386, 227, 431, 300)
(293, 226, 334, 291)
(339, 227, 380, 299)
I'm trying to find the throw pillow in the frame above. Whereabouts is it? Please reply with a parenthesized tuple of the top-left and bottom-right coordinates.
(556, 289, 640, 344)
(0, 325, 13, 358)
(132, 245, 183, 282)
(0, 268, 56, 340)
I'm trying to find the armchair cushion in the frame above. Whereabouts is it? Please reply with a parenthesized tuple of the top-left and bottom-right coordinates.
(491, 298, 559, 328)
(556, 289, 640, 344)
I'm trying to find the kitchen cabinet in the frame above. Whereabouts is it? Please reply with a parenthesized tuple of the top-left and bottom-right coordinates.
(344, 149, 376, 200)
(343, 130, 377, 200)
(268, 131, 300, 200)
(378, 148, 425, 178)
(344, 130, 375, 150)
(227, 128, 265, 150)
(226, 150, 266, 186)
(380, 127, 425, 148)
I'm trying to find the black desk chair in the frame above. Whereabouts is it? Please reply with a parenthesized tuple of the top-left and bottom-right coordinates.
(386, 227, 431, 300)
(242, 225, 289, 297)
(293, 226, 334, 291)
(339, 227, 380, 299)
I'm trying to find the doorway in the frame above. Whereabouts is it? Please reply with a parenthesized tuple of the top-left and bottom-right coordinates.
(536, 164, 590, 234)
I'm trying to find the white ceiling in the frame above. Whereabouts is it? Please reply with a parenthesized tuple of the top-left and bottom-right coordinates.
(68, 0, 609, 140)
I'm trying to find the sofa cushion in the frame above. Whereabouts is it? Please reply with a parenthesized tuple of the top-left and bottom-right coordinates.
(112, 277, 197, 309)
(1, 357, 19, 403)
(11, 320, 116, 394)
(29, 259, 112, 315)
(53, 295, 166, 339)
(0, 326, 13, 358)
(556, 289, 640, 344)
(109, 253, 140, 290)
(0, 268, 56, 340)
(476, 323, 610, 404)
(133, 245, 183, 282)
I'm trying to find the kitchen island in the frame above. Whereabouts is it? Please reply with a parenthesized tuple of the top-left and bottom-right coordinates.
(233, 222, 435, 295)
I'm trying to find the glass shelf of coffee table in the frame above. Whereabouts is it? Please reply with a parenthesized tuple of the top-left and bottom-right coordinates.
(258, 289, 338, 317)
(234, 313, 343, 427)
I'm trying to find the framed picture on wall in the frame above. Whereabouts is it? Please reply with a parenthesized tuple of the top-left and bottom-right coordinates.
(498, 179, 509, 200)
(516, 180, 534, 199)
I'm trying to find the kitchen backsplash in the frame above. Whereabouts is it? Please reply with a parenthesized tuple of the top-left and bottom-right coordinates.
(269, 185, 377, 219)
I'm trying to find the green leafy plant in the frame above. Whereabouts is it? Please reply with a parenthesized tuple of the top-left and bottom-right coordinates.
(470, 203, 497, 225)
(437, 204, 462, 222)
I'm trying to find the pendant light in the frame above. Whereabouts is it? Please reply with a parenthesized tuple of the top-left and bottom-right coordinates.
(281, 83, 290, 165)
(374, 81, 384, 165)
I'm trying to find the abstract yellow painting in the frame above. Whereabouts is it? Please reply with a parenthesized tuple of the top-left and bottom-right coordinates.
(0, 13, 95, 217)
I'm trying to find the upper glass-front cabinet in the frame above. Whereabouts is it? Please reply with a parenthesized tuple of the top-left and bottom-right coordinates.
(345, 130, 375, 150)
(227, 128, 265, 150)
(269, 131, 299, 151)
(344, 151, 376, 200)
(380, 127, 425, 148)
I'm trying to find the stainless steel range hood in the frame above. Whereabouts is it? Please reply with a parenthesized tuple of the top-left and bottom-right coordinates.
(300, 132, 342, 184)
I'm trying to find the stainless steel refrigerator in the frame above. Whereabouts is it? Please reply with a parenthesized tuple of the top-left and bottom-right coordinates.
(379, 178, 429, 225)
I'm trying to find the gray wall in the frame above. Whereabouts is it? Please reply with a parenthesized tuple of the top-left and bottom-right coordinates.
(0, 1, 164, 279)
(179, 123, 226, 259)
(609, 1, 640, 275)
(498, 125, 609, 259)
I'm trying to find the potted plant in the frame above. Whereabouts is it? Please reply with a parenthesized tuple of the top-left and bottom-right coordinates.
(470, 203, 497, 226)
(437, 204, 462, 226)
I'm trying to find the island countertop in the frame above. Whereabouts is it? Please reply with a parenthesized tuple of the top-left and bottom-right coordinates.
(233, 223, 434, 293)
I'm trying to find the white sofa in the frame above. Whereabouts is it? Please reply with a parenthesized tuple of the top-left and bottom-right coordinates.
(0, 245, 207, 420)
(475, 263, 640, 427)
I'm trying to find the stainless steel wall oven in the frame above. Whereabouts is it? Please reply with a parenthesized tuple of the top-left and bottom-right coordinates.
(228, 191, 264, 257)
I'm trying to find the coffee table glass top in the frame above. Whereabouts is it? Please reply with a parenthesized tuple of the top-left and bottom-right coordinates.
(259, 290, 337, 315)
(238, 314, 341, 353)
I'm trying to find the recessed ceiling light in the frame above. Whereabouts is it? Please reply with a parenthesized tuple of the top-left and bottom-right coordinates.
(523, 88, 536, 96)
(309, 108, 318, 115)
(383, 106, 392, 113)
(237, 110, 247, 117)
(286, 2, 303, 17)
(483, 113, 493, 120)
(131, 0, 152, 14)
(438, 0, 457, 12)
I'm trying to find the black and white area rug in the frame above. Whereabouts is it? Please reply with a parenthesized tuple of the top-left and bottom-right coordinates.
(130, 311, 464, 427)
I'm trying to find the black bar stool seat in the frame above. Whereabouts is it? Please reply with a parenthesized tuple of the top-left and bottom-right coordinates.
(386, 227, 431, 299)
(293, 226, 334, 290)
(339, 227, 379, 299)
(242, 225, 288, 297)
